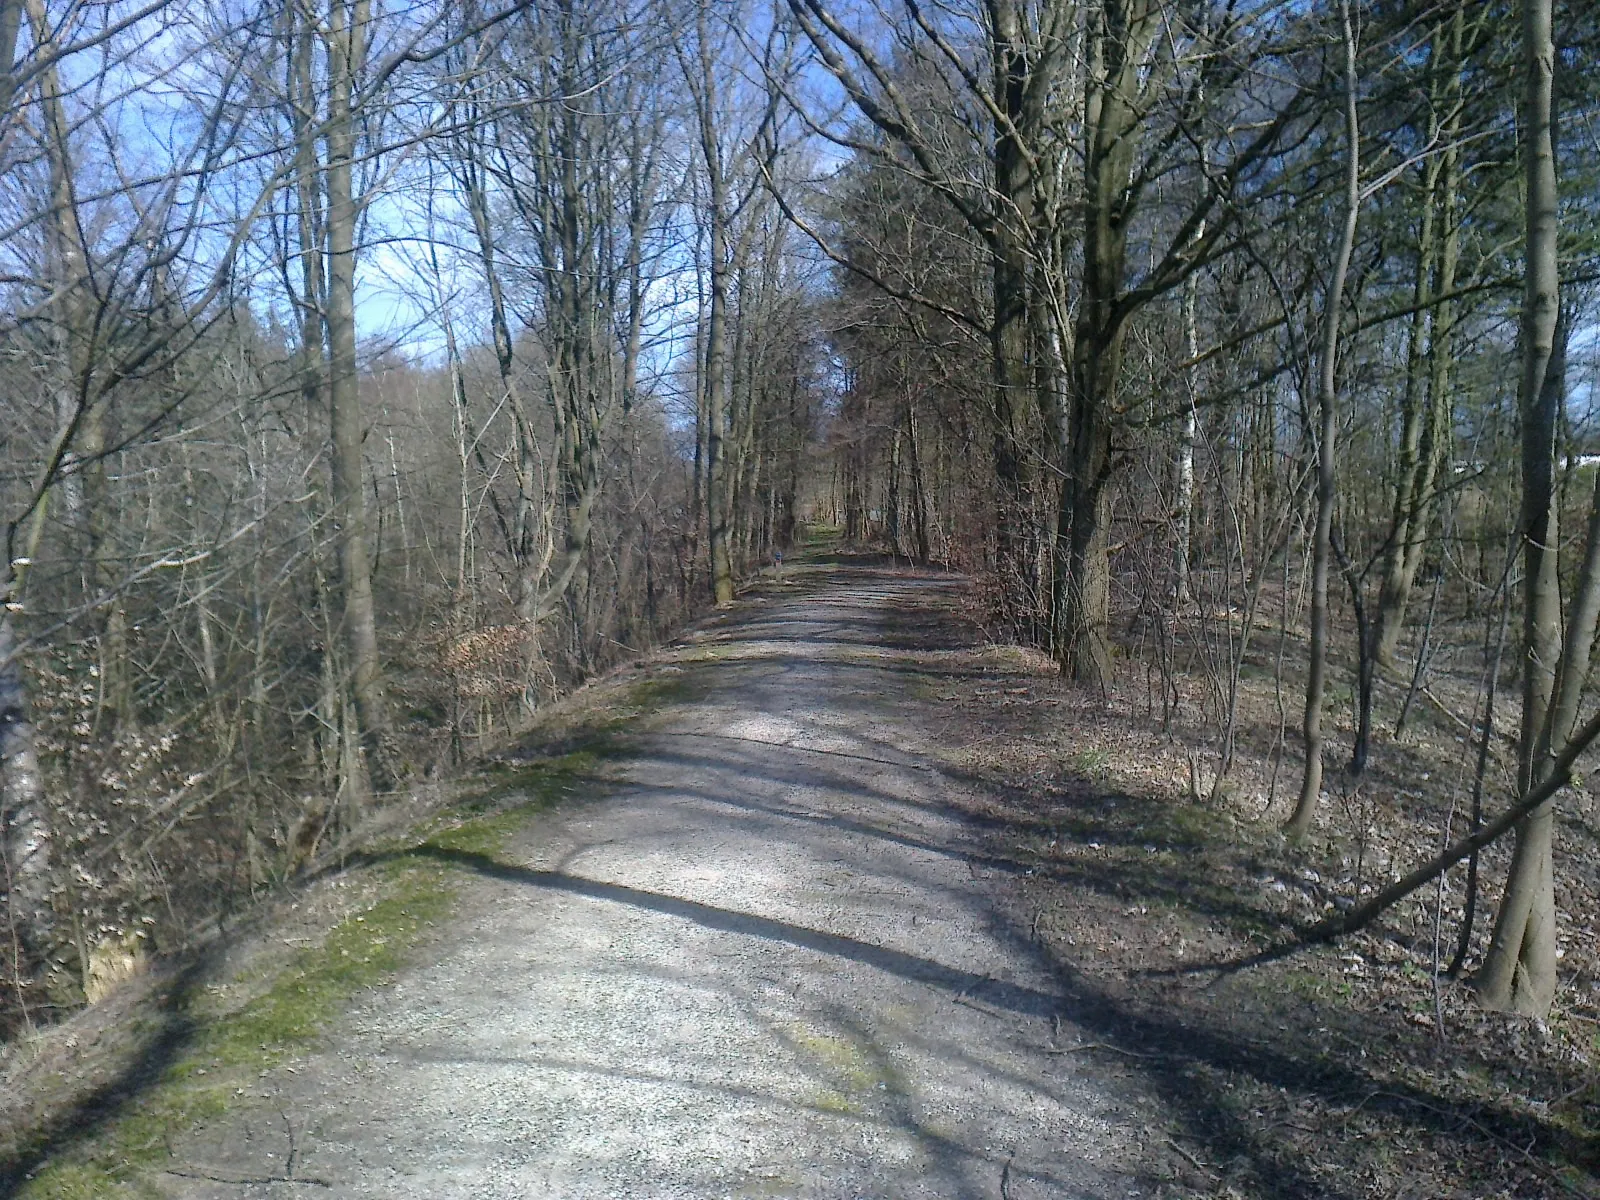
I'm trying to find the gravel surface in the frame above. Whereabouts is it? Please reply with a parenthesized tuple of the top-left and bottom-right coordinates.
(168, 568, 1143, 1199)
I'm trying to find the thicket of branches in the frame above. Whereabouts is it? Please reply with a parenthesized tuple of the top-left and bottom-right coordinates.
(0, 0, 822, 1034)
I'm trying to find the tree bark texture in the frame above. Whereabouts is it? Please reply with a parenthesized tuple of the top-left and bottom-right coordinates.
(690, 7, 735, 606)
(1056, 0, 1154, 690)
(989, 0, 1036, 624)
(324, 0, 390, 795)
(1478, 0, 1563, 1017)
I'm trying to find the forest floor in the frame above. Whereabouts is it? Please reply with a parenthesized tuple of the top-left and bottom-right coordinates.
(2, 551, 1596, 1198)
(937, 585, 1600, 1199)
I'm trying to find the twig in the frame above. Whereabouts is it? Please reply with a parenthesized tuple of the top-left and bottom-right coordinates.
(1044, 1041, 1162, 1059)
(1165, 1137, 1216, 1176)
(952, 994, 1009, 1020)
(163, 1167, 332, 1187)
(281, 1105, 300, 1180)
(1418, 685, 1475, 735)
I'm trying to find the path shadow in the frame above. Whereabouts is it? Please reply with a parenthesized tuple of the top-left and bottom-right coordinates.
(0, 955, 214, 1197)
(403, 845, 1061, 1020)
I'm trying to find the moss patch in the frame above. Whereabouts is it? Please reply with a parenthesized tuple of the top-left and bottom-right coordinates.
(451, 748, 605, 821)
(785, 1023, 900, 1119)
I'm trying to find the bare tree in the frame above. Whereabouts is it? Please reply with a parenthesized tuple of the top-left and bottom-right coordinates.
(1477, 0, 1566, 1016)
(1371, 3, 1469, 670)
(679, 0, 785, 604)
(1287, 0, 1362, 840)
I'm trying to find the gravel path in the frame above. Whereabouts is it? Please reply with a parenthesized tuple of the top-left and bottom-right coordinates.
(171, 567, 1141, 1199)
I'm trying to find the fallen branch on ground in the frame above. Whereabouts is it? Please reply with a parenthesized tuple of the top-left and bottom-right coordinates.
(1172, 703, 1600, 977)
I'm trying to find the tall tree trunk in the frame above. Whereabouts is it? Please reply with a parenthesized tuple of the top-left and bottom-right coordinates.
(907, 394, 931, 563)
(25, 0, 132, 739)
(1060, 337, 1118, 688)
(1056, 0, 1154, 690)
(1173, 257, 1200, 606)
(0, 565, 53, 956)
(888, 415, 904, 557)
(1478, 323, 1569, 1017)
(458, 125, 541, 612)
(2, 0, 57, 947)
(780, 369, 802, 550)
(989, 0, 1038, 634)
(1478, 0, 1563, 1010)
(536, 19, 604, 621)
(692, 300, 707, 554)
(1173, 46, 1209, 610)
(324, 0, 389, 795)
(1373, 7, 1463, 669)
(704, 201, 733, 603)
(1374, 178, 1437, 670)
(690, 7, 735, 605)
(1287, 0, 1361, 840)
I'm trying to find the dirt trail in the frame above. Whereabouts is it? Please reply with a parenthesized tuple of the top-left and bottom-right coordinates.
(171, 566, 1142, 1199)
